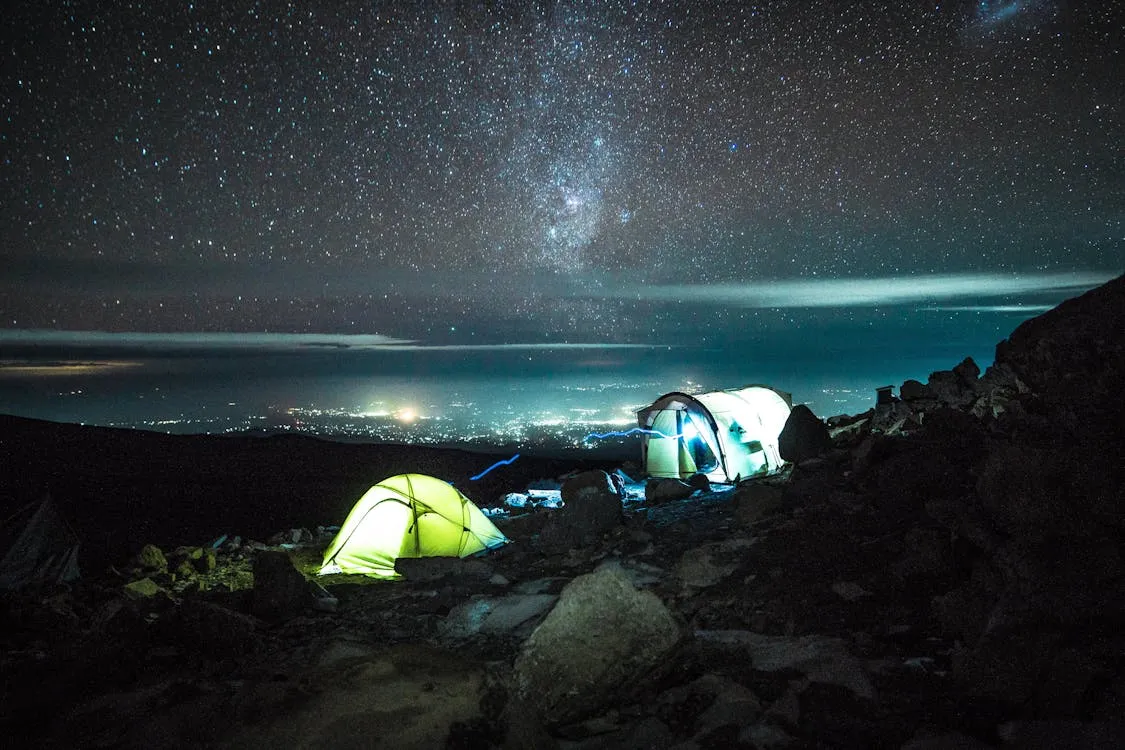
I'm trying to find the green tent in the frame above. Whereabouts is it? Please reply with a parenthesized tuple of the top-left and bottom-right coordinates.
(319, 474, 508, 578)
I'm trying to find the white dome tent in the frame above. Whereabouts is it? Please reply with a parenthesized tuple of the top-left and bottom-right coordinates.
(637, 385, 793, 483)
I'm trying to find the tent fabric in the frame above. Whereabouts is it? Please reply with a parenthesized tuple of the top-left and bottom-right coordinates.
(319, 474, 508, 578)
(637, 385, 793, 483)
(0, 496, 81, 590)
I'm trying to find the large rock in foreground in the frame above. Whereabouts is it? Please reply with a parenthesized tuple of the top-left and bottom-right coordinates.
(513, 565, 681, 726)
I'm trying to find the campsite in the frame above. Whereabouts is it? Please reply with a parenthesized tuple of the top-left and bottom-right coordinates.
(2, 275, 1124, 748)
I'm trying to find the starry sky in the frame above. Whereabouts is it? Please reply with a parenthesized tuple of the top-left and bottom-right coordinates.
(2, 0, 1122, 346)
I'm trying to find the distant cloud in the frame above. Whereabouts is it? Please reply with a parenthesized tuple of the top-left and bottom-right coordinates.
(618, 271, 1116, 309)
(375, 343, 659, 351)
(0, 331, 417, 349)
(917, 305, 1056, 313)
(0, 330, 660, 352)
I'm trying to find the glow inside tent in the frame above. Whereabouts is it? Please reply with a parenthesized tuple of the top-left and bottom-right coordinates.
(637, 385, 792, 483)
(319, 474, 508, 578)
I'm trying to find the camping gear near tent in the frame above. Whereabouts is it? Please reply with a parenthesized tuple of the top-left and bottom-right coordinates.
(319, 474, 508, 578)
(0, 496, 81, 590)
(637, 386, 793, 483)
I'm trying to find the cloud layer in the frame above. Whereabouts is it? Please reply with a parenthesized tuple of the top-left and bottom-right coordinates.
(0, 330, 660, 352)
(617, 271, 1117, 309)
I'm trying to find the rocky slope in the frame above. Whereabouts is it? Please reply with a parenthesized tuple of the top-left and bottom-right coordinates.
(1, 273, 1122, 749)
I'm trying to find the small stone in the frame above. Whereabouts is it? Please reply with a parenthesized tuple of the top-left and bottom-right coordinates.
(135, 544, 168, 572)
(645, 478, 694, 505)
(123, 577, 163, 599)
(688, 473, 711, 493)
(192, 547, 217, 573)
(175, 559, 196, 579)
(830, 581, 871, 601)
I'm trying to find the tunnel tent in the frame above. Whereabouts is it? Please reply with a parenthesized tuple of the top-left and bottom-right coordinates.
(0, 495, 81, 590)
(319, 474, 509, 578)
(637, 385, 793, 483)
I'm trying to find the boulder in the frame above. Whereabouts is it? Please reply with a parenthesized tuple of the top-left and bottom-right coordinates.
(539, 470, 623, 552)
(926, 358, 982, 409)
(931, 561, 1002, 643)
(976, 445, 1068, 538)
(658, 673, 762, 740)
(675, 544, 738, 589)
(998, 720, 1125, 750)
(778, 405, 831, 463)
(899, 379, 932, 401)
(495, 511, 549, 541)
(513, 565, 681, 726)
(953, 356, 981, 383)
(919, 407, 988, 454)
(697, 677, 763, 738)
(394, 556, 493, 583)
(732, 483, 785, 526)
(123, 577, 164, 600)
(1034, 647, 1104, 717)
(687, 473, 711, 493)
(645, 478, 694, 505)
(190, 546, 217, 574)
(694, 630, 875, 701)
(163, 598, 260, 656)
(900, 730, 994, 749)
(830, 581, 871, 602)
(590, 716, 675, 749)
(442, 594, 558, 638)
(829, 416, 870, 444)
(135, 544, 168, 573)
(222, 645, 490, 749)
(250, 551, 310, 621)
(890, 528, 948, 580)
(174, 559, 197, 580)
(952, 627, 1059, 707)
(560, 470, 622, 525)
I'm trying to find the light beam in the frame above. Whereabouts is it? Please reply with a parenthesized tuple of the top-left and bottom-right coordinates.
(470, 453, 521, 481)
(583, 427, 684, 441)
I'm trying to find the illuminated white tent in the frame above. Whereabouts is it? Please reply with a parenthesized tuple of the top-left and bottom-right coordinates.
(637, 386, 793, 483)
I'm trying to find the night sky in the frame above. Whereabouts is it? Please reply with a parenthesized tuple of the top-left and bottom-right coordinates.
(2, 0, 1122, 346)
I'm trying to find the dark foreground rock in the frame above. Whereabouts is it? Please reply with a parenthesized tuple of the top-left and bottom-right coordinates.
(513, 564, 681, 727)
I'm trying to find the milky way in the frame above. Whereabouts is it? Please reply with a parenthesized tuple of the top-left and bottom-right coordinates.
(1, 1, 1122, 341)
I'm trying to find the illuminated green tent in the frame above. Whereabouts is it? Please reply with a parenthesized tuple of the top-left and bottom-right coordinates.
(637, 385, 793, 483)
(319, 474, 508, 578)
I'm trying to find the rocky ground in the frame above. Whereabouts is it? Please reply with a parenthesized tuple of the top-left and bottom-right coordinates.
(1, 274, 1122, 749)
